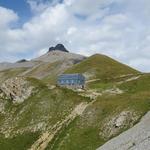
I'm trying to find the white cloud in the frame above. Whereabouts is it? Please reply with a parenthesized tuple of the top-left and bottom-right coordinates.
(129, 58, 150, 72)
(27, 0, 62, 14)
(0, 0, 150, 72)
(36, 48, 48, 57)
(0, 6, 18, 28)
(64, 0, 113, 15)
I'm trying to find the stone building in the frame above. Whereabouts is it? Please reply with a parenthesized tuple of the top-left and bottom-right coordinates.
(57, 74, 85, 89)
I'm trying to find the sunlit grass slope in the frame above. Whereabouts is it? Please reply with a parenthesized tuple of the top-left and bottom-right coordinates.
(46, 74, 150, 150)
(65, 54, 139, 80)
(0, 78, 90, 150)
(0, 68, 28, 83)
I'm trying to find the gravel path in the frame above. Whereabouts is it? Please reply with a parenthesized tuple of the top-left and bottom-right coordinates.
(29, 102, 88, 150)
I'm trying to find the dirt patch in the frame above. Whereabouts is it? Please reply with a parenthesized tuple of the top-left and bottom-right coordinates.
(29, 102, 88, 150)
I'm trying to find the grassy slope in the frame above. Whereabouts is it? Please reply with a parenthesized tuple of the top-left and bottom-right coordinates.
(13, 78, 89, 129)
(24, 60, 73, 84)
(42, 61, 64, 84)
(0, 132, 40, 150)
(0, 54, 149, 150)
(25, 61, 60, 81)
(0, 78, 90, 150)
(65, 54, 139, 80)
(46, 74, 150, 150)
(0, 68, 28, 83)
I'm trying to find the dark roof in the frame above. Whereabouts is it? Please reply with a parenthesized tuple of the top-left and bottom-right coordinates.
(58, 74, 85, 79)
(59, 73, 83, 77)
(57, 74, 85, 85)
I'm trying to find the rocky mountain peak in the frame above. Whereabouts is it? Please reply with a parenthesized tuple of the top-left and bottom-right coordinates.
(16, 59, 28, 63)
(48, 44, 69, 53)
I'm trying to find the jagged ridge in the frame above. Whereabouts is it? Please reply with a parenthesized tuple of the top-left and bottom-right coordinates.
(48, 44, 69, 53)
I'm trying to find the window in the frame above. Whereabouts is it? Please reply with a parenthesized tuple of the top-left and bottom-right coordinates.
(71, 80, 74, 84)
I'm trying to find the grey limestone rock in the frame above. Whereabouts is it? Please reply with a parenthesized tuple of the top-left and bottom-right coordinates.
(97, 111, 150, 150)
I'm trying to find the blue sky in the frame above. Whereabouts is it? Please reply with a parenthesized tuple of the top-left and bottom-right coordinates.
(0, 0, 31, 25)
(0, 0, 150, 72)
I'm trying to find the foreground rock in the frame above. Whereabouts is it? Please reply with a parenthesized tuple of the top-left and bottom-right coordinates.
(99, 110, 139, 139)
(97, 111, 150, 150)
(0, 77, 33, 103)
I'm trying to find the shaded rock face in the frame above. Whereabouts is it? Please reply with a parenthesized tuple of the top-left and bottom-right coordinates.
(0, 77, 33, 103)
(48, 44, 69, 53)
(16, 59, 28, 63)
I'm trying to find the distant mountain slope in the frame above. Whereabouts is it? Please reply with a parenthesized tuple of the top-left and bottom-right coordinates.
(22, 52, 85, 81)
(0, 47, 86, 82)
(33, 50, 85, 63)
(23, 59, 79, 82)
(0, 61, 38, 71)
(65, 54, 139, 80)
(0, 44, 86, 72)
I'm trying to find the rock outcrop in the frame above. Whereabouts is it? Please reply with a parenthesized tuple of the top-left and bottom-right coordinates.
(0, 77, 33, 103)
(99, 110, 139, 139)
(97, 111, 150, 150)
(48, 44, 69, 53)
(16, 59, 28, 63)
